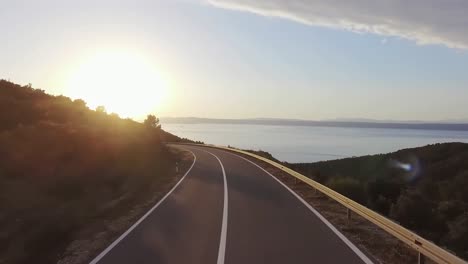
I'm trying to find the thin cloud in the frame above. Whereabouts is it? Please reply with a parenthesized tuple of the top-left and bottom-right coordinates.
(206, 0, 468, 49)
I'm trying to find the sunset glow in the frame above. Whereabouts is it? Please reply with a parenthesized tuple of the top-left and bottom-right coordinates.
(66, 51, 168, 119)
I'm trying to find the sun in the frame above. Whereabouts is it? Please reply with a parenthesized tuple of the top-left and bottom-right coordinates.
(66, 51, 169, 119)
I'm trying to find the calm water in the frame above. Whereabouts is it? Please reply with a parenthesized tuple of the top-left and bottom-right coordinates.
(163, 123, 468, 163)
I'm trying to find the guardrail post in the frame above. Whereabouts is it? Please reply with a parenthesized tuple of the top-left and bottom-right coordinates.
(418, 252, 426, 264)
(176, 162, 179, 173)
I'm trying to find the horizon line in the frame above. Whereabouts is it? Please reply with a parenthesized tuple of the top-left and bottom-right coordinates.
(160, 116, 468, 125)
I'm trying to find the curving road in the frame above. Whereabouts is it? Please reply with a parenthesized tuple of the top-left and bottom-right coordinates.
(90, 145, 373, 264)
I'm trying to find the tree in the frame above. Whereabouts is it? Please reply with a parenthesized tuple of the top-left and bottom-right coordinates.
(73, 99, 87, 109)
(445, 213, 468, 259)
(326, 177, 367, 204)
(143, 114, 161, 129)
(96, 105, 106, 113)
(390, 189, 446, 241)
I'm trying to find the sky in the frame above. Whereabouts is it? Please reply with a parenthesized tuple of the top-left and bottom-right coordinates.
(1, 0, 468, 121)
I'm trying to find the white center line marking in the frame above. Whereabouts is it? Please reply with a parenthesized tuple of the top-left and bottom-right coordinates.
(203, 150, 228, 264)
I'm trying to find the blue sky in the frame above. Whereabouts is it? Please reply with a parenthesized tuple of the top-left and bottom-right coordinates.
(1, 0, 468, 121)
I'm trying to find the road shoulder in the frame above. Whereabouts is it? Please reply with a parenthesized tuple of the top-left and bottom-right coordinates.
(57, 147, 194, 264)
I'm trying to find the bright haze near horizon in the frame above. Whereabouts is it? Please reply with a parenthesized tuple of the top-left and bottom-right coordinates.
(2, 0, 468, 122)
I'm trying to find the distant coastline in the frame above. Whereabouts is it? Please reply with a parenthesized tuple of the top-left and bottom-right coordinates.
(161, 117, 468, 131)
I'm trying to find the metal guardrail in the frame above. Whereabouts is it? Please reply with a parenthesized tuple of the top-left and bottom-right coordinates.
(180, 143, 466, 264)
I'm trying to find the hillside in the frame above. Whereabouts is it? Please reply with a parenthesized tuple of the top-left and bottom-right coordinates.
(290, 143, 468, 259)
(0, 80, 188, 264)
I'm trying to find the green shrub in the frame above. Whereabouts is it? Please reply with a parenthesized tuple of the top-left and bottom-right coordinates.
(326, 177, 367, 204)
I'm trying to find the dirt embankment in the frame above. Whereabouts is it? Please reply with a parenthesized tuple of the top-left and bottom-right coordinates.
(57, 147, 194, 264)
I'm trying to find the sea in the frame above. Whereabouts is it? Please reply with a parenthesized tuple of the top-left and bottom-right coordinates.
(163, 123, 468, 163)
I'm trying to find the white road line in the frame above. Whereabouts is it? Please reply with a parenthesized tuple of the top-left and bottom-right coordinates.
(89, 149, 197, 264)
(226, 151, 374, 264)
(203, 150, 228, 264)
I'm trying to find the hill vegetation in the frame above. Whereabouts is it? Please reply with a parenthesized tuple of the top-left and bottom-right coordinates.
(0, 80, 188, 264)
(290, 143, 468, 259)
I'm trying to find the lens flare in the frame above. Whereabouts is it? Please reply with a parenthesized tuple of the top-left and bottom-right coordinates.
(389, 156, 421, 182)
(394, 161, 412, 172)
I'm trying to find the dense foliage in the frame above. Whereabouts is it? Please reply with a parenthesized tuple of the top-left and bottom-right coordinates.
(0, 80, 185, 264)
(290, 142, 468, 259)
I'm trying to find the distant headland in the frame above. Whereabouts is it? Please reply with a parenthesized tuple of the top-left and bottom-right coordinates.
(161, 117, 468, 131)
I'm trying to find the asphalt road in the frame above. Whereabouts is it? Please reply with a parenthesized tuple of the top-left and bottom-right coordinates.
(90, 145, 373, 264)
